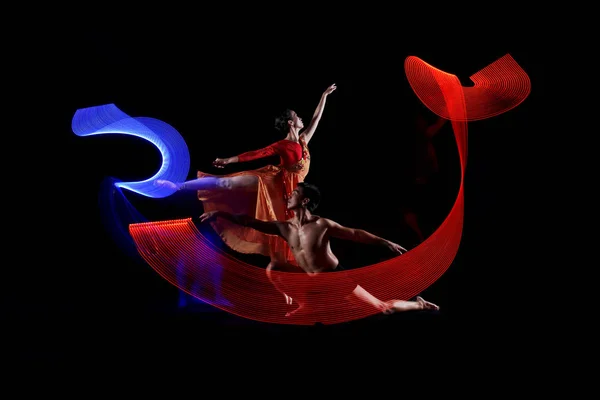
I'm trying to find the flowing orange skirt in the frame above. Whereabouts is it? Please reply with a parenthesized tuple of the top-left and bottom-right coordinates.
(197, 158, 310, 263)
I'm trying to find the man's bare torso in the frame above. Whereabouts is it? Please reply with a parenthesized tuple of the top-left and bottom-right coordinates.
(280, 216, 340, 274)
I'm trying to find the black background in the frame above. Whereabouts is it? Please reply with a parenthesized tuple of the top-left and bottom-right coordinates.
(11, 19, 545, 366)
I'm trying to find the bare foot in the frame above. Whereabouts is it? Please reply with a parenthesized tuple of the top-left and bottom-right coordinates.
(416, 296, 439, 311)
(285, 303, 305, 317)
(155, 179, 181, 191)
(381, 296, 439, 314)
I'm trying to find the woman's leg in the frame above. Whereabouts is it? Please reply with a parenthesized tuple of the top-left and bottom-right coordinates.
(156, 175, 259, 192)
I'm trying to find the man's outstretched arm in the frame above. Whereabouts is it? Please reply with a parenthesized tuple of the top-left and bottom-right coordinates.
(324, 218, 407, 254)
(199, 210, 284, 237)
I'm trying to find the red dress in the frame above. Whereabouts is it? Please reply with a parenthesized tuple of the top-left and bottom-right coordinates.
(197, 137, 310, 263)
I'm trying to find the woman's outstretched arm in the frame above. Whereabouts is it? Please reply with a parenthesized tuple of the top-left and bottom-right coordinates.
(212, 143, 278, 168)
(301, 83, 337, 144)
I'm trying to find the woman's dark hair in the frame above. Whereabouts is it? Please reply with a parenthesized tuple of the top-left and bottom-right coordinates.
(298, 182, 321, 212)
(274, 109, 294, 134)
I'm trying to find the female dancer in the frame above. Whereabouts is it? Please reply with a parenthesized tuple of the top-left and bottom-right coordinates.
(156, 83, 337, 266)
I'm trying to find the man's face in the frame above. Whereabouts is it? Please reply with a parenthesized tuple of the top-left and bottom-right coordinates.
(286, 186, 305, 210)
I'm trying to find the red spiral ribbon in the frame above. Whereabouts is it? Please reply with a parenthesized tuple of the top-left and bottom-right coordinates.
(130, 54, 531, 325)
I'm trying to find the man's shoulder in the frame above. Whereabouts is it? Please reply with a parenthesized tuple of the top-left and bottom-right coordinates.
(313, 215, 333, 225)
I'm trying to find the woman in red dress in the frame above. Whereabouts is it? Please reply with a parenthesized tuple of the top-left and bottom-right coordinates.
(156, 83, 336, 265)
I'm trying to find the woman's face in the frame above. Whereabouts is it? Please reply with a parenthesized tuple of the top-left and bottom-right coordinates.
(290, 110, 304, 130)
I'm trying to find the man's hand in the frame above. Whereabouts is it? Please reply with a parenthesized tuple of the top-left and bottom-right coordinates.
(385, 241, 407, 255)
(199, 211, 219, 223)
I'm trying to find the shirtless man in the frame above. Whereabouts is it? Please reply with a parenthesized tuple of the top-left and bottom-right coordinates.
(199, 182, 439, 316)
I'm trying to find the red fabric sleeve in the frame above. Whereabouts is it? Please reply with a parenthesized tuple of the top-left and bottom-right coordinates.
(237, 143, 278, 162)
